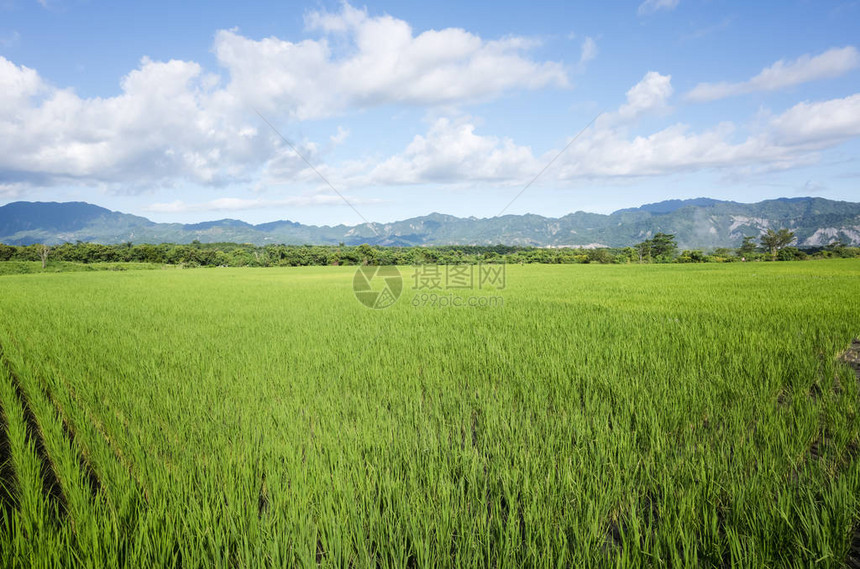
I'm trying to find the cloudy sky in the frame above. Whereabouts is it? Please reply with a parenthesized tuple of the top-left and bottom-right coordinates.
(1, 0, 858, 224)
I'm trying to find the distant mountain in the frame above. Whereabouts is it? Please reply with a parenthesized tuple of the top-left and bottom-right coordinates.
(182, 219, 254, 231)
(0, 201, 117, 234)
(612, 198, 729, 215)
(1, 197, 859, 248)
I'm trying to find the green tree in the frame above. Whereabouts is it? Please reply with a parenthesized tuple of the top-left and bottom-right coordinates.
(760, 228, 795, 260)
(635, 233, 677, 263)
(586, 248, 612, 264)
(824, 239, 847, 258)
(0, 244, 14, 261)
(712, 247, 733, 260)
(678, 250, 708, 263)
(777, 246, 805, 261)
(616, 247, 636, 264)
(738, 236, 757, 258)
(650, 233, 677, 260)
(357, 243, 377, 265)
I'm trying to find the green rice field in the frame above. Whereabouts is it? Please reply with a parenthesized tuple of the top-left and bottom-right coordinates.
(0, 260, 859, 567)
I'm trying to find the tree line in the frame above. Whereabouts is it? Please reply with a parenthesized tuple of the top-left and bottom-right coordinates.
(0, 231, 856, 268)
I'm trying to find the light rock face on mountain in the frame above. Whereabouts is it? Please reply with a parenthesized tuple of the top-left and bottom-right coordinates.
(804, 226, 860, 246)
(1, 197, 858, 248)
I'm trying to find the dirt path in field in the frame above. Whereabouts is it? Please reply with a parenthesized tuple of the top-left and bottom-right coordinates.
(841, 339, 860, 569)
(842, 340, 860, 377)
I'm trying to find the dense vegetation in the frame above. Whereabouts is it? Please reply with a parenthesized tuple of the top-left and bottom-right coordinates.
(0, 236, 856, 270)
(0, 261, 858, 567)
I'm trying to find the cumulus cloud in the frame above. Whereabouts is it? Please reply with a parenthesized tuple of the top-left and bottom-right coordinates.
(0, 56, 43, 105)
(367, 117, 540, 185)
(556, 123, 788, 178)
(616, 71, 673, 119)
(596, 71, 673, 127)
(0, 55, 268, 189)
(571, 90, 860, 174)
(354, 77, 860, 186)
(638, 0, 680, 16)
(687, 46, 860, 102)
(767, 93, 860, 146)
(216, 3, 567, 119)
(0, 2, 568, 193)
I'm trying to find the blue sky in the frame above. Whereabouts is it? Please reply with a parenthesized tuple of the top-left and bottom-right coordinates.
(1, 0, 858, 225)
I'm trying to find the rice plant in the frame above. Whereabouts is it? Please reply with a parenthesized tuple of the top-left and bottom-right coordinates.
(0, 260, 858, 567)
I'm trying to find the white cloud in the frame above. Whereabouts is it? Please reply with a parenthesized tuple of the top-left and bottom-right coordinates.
(556, 123, 788, 178)
(350, 78, 860, 186)
(638, 0, 680, 16)
(687, 46, 860, 102)
(768, 93, 860, 146)
(0, 2, 568, 194)
(580, 37, 597, 65)
(566, 91, 860, 176)
(330, 126, 350, 145)
(367, 117, 540, 185)
(617, 71, 673, 118)
(0, 182, 27, 199)
(216, 3, 568, 120)
(597, 71, 674, 127)
(145, 193, 374, 214)
(0, 55, 264, 189)
(0, 56, 43, 105)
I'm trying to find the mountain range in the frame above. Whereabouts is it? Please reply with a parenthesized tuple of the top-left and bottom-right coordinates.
(1, 197, 858, 249)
